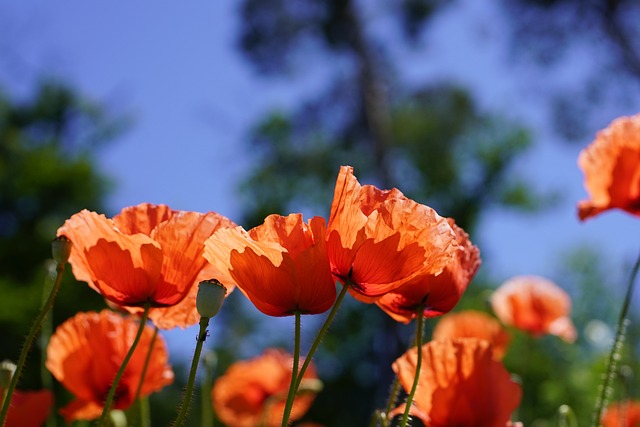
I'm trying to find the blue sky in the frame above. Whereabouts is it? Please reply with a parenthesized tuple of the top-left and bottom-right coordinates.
(3, 1, 640, 358)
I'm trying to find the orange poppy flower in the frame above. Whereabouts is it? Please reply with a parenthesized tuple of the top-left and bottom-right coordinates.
(326, 166, 458, 301)
(490, 275, 577, 342)
(57, 203, 236, 328)
(211, 349, 318, 427)
(46, 310, 174, 422)
(1, 388, 52, 427)
(602, 400, 640, 427)
(203, 213, 336, 316)
(578, 114, 640, 221)
(432, 310, 511, 359)
(375, 218, 479, 322)
(391, 338, 522, 427)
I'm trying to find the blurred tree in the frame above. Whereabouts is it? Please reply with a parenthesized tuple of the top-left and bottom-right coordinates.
(230, 1, 549, 426)
(0, 80, 126, 389)
(502, 0, 640, 141)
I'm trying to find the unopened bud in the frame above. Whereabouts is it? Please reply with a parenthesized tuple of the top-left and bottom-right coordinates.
(52, 235, 72, 265)
(0, 360, 16, 389)
(196, 279, 227, 318)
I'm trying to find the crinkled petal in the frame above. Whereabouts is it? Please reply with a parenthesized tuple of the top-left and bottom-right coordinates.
(327, 166, 458, 298)
(578, 114, 640, 220)
(112, 203, 175, 236)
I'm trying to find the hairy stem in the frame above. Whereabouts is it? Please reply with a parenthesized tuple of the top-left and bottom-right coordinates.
(591, 250, 640, 427)
(0, 260, 66, 427)
(399, 307, 425, 427)
(281, 311, 301, 427)
(97, 303, 151, 426)
(294, 282, 349, 391)
(173, 316, 210, 427)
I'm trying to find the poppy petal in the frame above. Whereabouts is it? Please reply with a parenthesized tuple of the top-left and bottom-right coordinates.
(327, 166, 458, 298)
(392, 339, 521, 427)
(46, 310, 174, 422)
(212, 349, 318, 427)
(432, 311, 511, 360)
(3, 388, 53, 427)
(112, 203, 175, 236)
(85, 239, 163, 306)
(205, 215, 335, 317)
(491, 275, 577, 342)
(578, 114, 640, 220)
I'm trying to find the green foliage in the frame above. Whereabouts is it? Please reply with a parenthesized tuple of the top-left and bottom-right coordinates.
(504, 0, 640, 142)
(240, 84, 547, 233)
(0, 80, 124, 389)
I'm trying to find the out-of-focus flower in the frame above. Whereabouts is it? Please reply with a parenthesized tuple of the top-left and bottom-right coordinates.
(375, 218, 479, 322)
(211, 349, 318, 427)
(57, 203, 236, 329)
(490, 275, 577, 342)
(602, 400, 640, 427)
(46, 310, 173, 422)
(204, 213, 335, 316)
(326, 166, 457, 301)
(578, 114, 640, 221)
(432, 310, 510, 360)
(391, 338, 522, 427)
(0, 388, 52, 427)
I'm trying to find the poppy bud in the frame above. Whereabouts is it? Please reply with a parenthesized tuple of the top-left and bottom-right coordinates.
(196, 279, 227, 318)
(52, 235, 72, 265)
(0, 360, 16, 389)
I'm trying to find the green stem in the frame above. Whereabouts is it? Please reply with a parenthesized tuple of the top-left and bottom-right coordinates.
(281, 311, 301, 427)
(368, 409, 385, 427)
(97, 303, 151, 426)
(200, 351, 216, 427)
(591, 249, 640, 427)
(130, 325, 158, 427)
(134, 325, 158, 401)
(399, 307, 425, 427)
(381, 376, 401, 427)
(294, 282, 350, 391)
(0, 259, 66, 427)
(173, 316, 211, 427)
(41, 262, 57, 427)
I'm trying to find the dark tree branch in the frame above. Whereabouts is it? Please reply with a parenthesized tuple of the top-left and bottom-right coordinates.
(344, 0, 394, 188)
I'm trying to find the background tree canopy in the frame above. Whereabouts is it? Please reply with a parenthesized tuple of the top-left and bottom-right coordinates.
(0, 80, 126, 390)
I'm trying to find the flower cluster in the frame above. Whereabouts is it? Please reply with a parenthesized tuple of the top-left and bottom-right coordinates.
(3, 111, 640, 427)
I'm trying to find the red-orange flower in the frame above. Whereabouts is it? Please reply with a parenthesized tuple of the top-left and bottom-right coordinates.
(578, 113, 640, 221)
(211, 349, 319, 427)
(57, 203, 236, 329)
(204, 213, 336, 316)
(432, 310, 511, 359)
(1, 388, 52, 427)
(375, 218, 479, 322)
(46, 310, 174, 422)
(326, 166, 458, 301)
(490, 275, 577, 342)
(602, 400, 640, 427)
(391, 338, 522, 427)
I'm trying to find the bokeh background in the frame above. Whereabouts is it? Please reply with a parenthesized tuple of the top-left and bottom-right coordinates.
(1, 1, 640, 426)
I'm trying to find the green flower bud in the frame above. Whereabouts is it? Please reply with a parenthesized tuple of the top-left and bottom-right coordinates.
(52, 235, 72, 265)
(196, 279, 227, 318)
